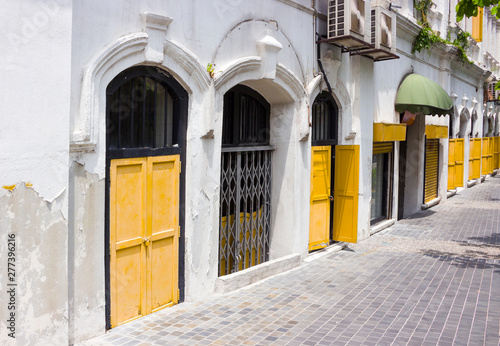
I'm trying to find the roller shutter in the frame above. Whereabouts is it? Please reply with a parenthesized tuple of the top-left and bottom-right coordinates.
(424, 139, 439, 203)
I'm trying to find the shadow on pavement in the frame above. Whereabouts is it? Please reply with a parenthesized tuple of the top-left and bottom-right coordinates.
(420, 249, 500, 275)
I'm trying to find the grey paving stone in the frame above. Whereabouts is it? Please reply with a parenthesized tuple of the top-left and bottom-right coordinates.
(78, 176, 500, 346)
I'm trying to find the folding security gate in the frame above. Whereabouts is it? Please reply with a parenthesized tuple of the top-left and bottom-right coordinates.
(219, 149, 272, 275)
(219, 85, 272, 276)
(424, 139, 439, 203)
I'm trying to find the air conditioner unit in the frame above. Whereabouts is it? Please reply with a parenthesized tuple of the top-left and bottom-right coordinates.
(354, 5, 398, 61)
(487, 81, 499, 101)
(327, 0, 372, 50)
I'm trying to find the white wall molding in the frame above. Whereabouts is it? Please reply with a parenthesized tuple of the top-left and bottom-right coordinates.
(71, 33, 148, 152)
(141, 13, 172, 63)
(71, 31, 211, 153)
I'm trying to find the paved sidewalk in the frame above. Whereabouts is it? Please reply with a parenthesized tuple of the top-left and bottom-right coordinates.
(80, 176, 500, 346)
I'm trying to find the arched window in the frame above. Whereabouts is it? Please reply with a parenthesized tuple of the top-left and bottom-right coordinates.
(222, 85, 270, 147)
(106, 66, 187, 156)
(312, 91, 338, 145)
(219, 85, 272, 277)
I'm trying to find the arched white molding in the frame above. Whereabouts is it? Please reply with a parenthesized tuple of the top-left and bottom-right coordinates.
(307, 75, 322, 106)
(71, 33, 211, 152)
(164, 40, 211, 94)
(459, 106, 470, 121)
(214, 57, 262, 94)
(214, 58, 306, 104)
(71, 33, 148, 152)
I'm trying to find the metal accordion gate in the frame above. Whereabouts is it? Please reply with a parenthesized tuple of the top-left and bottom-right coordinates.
(219, 148, 272, 276)
(218, 85, 272, 276)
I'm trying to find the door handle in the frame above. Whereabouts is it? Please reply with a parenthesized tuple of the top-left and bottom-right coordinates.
(329, 195, 334, 201)
(143, 237, 151, 246)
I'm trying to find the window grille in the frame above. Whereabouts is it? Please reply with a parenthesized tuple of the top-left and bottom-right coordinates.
(219, 85, 272, 276)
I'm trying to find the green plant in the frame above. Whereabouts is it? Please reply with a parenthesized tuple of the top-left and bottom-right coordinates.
(207, 63, 216, 78)
(412, 0, 472, 64)
(414, 0, 434, 26)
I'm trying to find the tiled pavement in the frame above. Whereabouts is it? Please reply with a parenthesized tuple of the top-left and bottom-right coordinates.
(80, 175, 500, 346)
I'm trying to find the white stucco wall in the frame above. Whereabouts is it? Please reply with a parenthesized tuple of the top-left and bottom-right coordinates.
(0, 1, 72, 345)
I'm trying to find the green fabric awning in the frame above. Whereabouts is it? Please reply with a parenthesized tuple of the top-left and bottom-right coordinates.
(395, 74, 453, 116)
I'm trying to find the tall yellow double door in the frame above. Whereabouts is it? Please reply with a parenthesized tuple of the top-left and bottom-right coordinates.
(109, 155, 180, 328)
(309, 145, 359, 251)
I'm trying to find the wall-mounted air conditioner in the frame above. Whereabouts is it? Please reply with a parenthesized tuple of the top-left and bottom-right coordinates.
(327, 0, 372, 50)
(353, 5, 398, 61)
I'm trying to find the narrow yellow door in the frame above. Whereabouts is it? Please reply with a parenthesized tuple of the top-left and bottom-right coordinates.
(481, 138, 489, 175)
(494, 137, 500, 170)
(309, 146, 331, 251)
(448, 140, 456, 190)
(110, 158, 148, 327)
(469, 139, 473, 180)
(332, 145, 359, 243)
(148, 156, 180, 312)
(472, 138, 481, 179)
(454, 139, 464, 188)
(110, 155, 180, 328)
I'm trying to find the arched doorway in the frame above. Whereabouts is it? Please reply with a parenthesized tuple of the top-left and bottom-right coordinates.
(309, 91, 338, 251)
(105, 66, 188, 328)
(219, 85, 272, 276)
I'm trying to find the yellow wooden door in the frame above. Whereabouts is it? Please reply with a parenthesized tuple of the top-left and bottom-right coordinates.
(148, 156, 180, 313)
(309, 146, 331, 251)
(110, 155, 179, 328)
(469, 139, 473, 180)
(472, 138, 481, 179)
(494, 137, 500, 170)
(488, 138, 494, 173)
(448, 140, 456, 190)
(454, 139, 464, 188)
(332, 145, 359, 243)
(481, 138, 489, 175)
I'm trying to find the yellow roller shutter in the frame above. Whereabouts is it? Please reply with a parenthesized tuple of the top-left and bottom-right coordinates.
(373, 142, 393, 154)
(332, 145, 359, 243)
(424, 139, 439, 203)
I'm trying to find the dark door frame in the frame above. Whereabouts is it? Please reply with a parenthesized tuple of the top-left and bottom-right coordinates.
(104, 66, 188, 329)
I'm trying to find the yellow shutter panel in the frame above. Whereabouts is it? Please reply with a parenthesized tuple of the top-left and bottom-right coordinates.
(373, 142, 393, 154)
(472, 8, 483, 42)
(110, 158, 148, 328)
(309, 146, 331, 251)
(424, 139, 439, 203)
(494, 137, 500, 170)
(489, 137, 494, 173)
(454, 139, 464, 188)
(469, 139, 474, 180)
(472, 138, 482, 179)
(481, 138, 489, 175)
(448, 140, 456, 190)
(332, 145, 359, 243)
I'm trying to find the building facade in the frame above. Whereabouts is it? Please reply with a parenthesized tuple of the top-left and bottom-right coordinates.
(0, 0, 498, 344)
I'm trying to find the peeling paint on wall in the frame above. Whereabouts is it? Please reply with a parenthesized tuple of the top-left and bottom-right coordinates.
(68, 161, 106, 344)
(0, 184, 68, 346)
